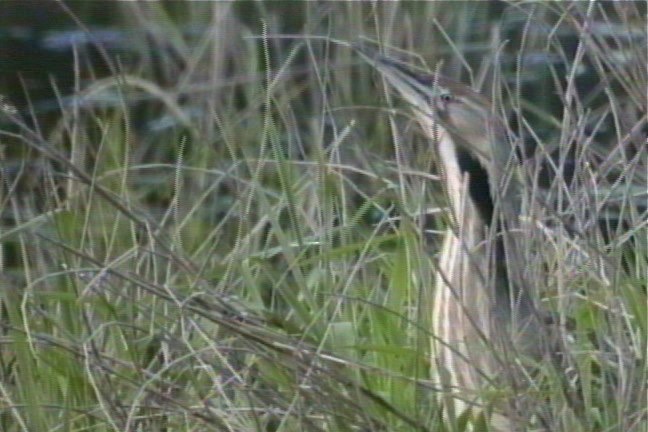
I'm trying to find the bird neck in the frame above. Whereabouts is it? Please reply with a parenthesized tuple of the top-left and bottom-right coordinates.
(431, 115, 534, 321)
(434, 126, 492, 230)
(424, 115, 522, 231)
(484, 119, 523, 225)
(430, 124, 493, 229)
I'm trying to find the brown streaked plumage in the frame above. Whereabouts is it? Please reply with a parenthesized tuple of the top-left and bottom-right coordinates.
(357, 46, 543, 429)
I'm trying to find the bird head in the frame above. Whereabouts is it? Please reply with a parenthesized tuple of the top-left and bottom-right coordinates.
(355, 46, 507, 170)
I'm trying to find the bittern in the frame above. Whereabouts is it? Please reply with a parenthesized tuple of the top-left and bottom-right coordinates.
(357, 47, 545, 427)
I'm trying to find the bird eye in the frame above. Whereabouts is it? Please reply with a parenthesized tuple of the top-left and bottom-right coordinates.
(440, 93, 453, 103)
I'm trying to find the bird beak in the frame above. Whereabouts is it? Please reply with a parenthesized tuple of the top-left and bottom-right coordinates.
(354, 44, 444, 114)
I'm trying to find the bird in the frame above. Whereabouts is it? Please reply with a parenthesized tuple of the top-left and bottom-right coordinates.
(355, 45, 549, 429)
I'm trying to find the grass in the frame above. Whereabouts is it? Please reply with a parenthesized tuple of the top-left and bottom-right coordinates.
(0, 2, 646, 431)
